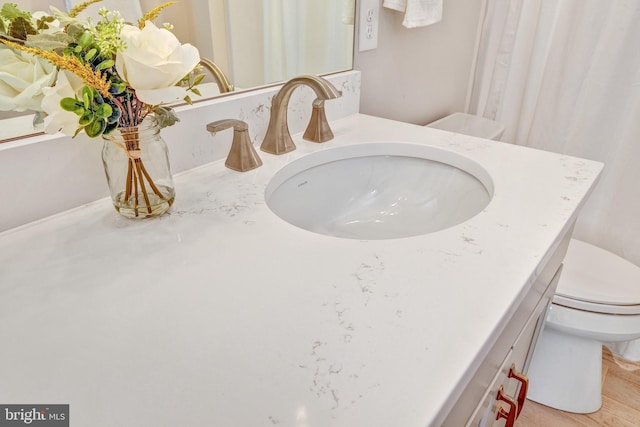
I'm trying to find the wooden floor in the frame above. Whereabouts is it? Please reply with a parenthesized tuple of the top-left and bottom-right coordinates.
(518, 347, 640, 426)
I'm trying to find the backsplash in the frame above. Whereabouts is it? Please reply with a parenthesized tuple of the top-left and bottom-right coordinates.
(0, 71, 361, 232)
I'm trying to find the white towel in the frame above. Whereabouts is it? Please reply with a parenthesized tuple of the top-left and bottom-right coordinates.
(383, 0, 443, 28)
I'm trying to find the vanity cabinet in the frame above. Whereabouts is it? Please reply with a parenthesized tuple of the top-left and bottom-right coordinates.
(467, 266, 561, 427)
(441, 231, 571, 426)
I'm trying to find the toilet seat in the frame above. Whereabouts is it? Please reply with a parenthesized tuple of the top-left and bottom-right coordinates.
(553, 239, 640, 315)
(546, 303, 640, 342)
(553, 295, 640, 315)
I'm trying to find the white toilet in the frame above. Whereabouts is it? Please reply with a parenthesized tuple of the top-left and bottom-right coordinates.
(526, 239, 640, 413)
(428, 112, 640, 414)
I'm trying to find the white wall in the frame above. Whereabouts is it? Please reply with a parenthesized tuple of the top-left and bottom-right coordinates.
(354, 0, 484, 125)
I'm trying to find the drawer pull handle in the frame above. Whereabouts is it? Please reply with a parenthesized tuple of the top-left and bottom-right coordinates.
(496, 386, 517, 427)
(508, 364, 529, 418)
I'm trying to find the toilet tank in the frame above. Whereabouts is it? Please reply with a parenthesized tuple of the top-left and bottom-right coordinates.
(427, 112, 505, 141)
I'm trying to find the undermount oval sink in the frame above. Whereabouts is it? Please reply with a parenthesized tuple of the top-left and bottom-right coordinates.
(265, 142, 493, 239)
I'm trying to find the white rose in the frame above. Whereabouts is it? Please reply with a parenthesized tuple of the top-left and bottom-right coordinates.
(0, 47, 56, 112)
(115, 21, 200, 105)
(41, 70, 83, 135)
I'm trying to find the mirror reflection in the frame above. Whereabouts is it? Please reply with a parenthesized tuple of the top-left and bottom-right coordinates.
(0, 0, 355, 142)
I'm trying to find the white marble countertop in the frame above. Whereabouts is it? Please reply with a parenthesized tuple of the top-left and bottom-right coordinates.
(0, 114, 602, 426)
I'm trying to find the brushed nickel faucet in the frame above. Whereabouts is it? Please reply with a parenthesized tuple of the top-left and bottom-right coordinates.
(199, 58, 234, 94)
(206, 119, 262, 172)
(260, 75, 342, 155)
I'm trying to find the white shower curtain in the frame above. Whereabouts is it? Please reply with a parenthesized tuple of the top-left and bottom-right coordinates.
(469, 0, 640, 267)
(262, 0, 354, 84)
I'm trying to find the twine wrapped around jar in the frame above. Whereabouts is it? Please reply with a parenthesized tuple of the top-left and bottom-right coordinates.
(102, 116, 175, 218)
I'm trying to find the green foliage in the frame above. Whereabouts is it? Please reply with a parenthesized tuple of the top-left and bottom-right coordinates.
(26, 32, 72, 52)
(178, 68, 206, 105)
(0, 3, 35, 40)
(60, 85, 121, 138)
(8, 16, 35, 39)
(65, 24, 85, 41)
(0, 3, 30, 21)
(90, 8, 125, 57)
(62, 28, 126, 95)
(35, 15, 54, 31)
(152, 106, 179, 129)
(1, 4, 57, 42)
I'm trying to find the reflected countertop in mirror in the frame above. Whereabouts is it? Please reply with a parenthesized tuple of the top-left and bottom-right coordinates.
(1, 0, 355, 142)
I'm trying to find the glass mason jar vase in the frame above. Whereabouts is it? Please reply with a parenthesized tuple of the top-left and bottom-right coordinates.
(101, 116, 175, 218)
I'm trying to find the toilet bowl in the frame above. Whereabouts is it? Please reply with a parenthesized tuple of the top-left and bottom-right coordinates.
(428, 112, 640, 414)
(526, 239, 640, 413)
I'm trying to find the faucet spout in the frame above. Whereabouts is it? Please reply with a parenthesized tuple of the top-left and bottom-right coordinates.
(260, 75, 342, 155)
(199, 58, 234, 94)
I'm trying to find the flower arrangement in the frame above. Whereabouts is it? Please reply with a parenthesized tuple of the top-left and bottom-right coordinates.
(0, 0, 202, 137)
(0, 1, 205, 218)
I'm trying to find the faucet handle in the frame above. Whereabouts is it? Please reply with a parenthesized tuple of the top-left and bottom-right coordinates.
(303, 99, 334, 143)
(206, 119, 263, 172)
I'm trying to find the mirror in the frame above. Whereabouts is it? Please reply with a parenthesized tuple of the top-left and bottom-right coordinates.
(0, 0, 355, 142)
